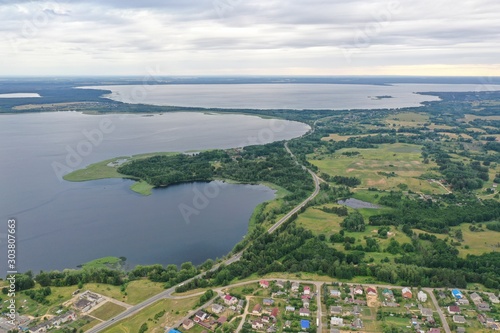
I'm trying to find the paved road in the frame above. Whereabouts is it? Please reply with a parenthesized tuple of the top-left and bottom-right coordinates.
(86, 141, 323, 333)
(426, 288, 451, 333)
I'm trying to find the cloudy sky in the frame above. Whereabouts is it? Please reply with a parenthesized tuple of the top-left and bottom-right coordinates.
(1, 0, 499, 76)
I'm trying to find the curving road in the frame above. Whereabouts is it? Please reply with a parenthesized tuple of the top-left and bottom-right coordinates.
(86, 141, 323, 333)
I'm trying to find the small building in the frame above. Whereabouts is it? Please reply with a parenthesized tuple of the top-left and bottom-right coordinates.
(261, 316, 270, 323)
(352, 318, 363, 329)
(366, 287, 377, 296)
(330, 306, 342, 315)
(353, 305, 361, 315)
(195, 311, 209, 321)
(453, 315, 466, 324)
(330, 289, 341, 297)
(223, 294, 238, 305)
(470, 292, 483, 304)
(300, 320, 310, 330)
(353, 285, 363, 295)
(270, 308, 279, 319)
(237, 299, 245, 309)
(252, 304, 262, 315)
(402, 287, 413, 299)
(182, 319, 194, 330)
(252, 320, 264, 330)
(291, 282, 300, 292)
(212, 304, 224, 314)
(330, 317, 343, 326)
(285, 306, 295, 312)
(330, 329, 340, 333)
(299, 308, 310, 316)
(458, 298, 470, 306)
(452, 289, 463, 299)
(447, 305, 460, 314)
(421, 308, 433, 317)
(478, 302, 491, 312)
(428, 329, 440, 333)
(275, 281, 285, 289)
(260, 280, 270, 289)
(303, 286, 311, 295)
(263, 298, 274, 306)
(456, 327, 465, 333)
(382, 288, 394, 299)
(488, 293, 499, 304)
(418, 291, 428, 302)
(217, 316, 227, 324)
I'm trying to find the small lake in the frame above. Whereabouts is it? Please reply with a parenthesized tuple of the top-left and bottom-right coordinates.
(0, 112, 309, 273)
(338, 198, 380, 209)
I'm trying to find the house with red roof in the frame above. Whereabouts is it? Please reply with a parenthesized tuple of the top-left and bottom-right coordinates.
(260, 280, 270, 288)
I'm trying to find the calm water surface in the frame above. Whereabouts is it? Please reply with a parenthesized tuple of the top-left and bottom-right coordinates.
(0, 112, 309, 273)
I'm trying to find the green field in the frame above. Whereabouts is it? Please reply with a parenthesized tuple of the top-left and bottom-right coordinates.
(90, 302, 127, 321)
(81, 256, 124, 269)
(102, 296, 199, 333)
(309, 143, 447, 194)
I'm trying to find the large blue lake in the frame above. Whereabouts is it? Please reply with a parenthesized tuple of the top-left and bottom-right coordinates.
(0, 112, 309, 273)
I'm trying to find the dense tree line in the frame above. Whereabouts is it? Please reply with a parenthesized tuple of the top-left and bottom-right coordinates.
(118, 142, 314, 205)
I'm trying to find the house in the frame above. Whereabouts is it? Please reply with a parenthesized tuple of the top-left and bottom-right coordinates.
(428, 329, 440, 333)
(262, 316, 270, 323)
(402, 287, 413, 298)
(300, 320, 310, 330)
(330, 289, 341, 297)
(285, 306, 295, 312)
(223, 294, 238, 305)
(302, 300, 310, 309)
(275, 281, 285, 289)
(237, 299, 245, 310)
(488, 293, 499, 304)
(478, 302, 491, 312)
(330, 317, 343, 326)
(330, 329, 340, 333)
(299, 308, 310, 316)
(385, 302, 399, 307)
(303, 286, 311, 295)
(418, 291, 428, 302)
(212, 304, 224, 314)
(352, 318, 363, 329)
(421, 308, 433, 317)
(382, 288, 394, 299)
(284, 320, 291, 328)
(260, 280, 270, 288)
(182, 319, 194, 330)
(456, 327, 465, 333)
(267, 325, 277, 333)
(252, 320, 264, 330)
(291, 282, 300, 292)
(353, 285, 363, 295)
(452, 289, 463, 299)
(270, 308, 279, 318)
(252, 304, 262, 316)
(263, 298, 274, 306)
(366, 287, 377, 296)
(438, 291, 446, 299)
(195, 311, 209, 321)
(353, 305, 361, 315)
(458, 298, 469, 306)
(478, 313, 487, 324)
(470, 292, 483, 304)
(453, 315, 466, 324)
(330, 306, 342, 315)
(217, 317, 227, 324)
(447, 305, 460, 314)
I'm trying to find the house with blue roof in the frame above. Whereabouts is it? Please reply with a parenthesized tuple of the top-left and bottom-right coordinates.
(301, 320, 310, 329)
(452, 289, 463, 299)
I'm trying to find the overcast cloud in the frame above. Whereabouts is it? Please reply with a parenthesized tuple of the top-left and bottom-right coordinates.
(0, 0, 499, 76)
